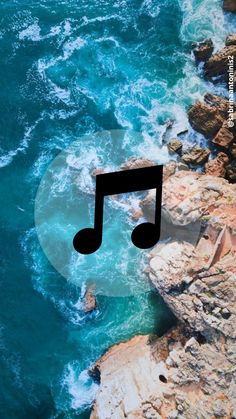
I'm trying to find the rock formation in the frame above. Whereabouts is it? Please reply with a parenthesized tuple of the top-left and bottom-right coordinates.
(89, 171, 236, 418)
(181, 145, 210, 165)
(188, 93, 236, 182)
(205, 152, 229, 177)
(192, 39, 214, 62)
(204, 44, 236, 79)
(223, 0, 236, 13)
(88, 7, 236, 418)
(188, 100, 224, 138)
(83, 285, 97, 313)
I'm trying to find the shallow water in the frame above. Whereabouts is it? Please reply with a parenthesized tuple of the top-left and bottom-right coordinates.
(0, 0, 235, 417)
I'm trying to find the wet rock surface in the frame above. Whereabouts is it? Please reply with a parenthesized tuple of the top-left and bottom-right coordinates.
(181, 145, 210, 165)
(204, 45, 236, 79)
(226, 34, 236, 46)
(192, 39, 214, 62)
(188, 100, 224, 138)
(167, 139, 183, 155)
(223, 0, 236, 13)
(188, 92, 236, 182)
(83, 285, 97, 313)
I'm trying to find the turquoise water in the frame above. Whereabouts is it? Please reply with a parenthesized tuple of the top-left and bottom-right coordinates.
(0, 0, 235, 417)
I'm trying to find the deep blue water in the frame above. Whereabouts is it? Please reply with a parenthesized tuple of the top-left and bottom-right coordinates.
(0, 0, 235, 417)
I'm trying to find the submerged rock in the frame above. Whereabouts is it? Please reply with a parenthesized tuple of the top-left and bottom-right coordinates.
(83, 285, 97, 313)
(192, 39, 214, 62)
(223, 0, 236, 12)
(226, 34, 236, 46)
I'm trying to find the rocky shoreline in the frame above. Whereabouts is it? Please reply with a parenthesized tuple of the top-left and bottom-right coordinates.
(87, 5, 236, 419)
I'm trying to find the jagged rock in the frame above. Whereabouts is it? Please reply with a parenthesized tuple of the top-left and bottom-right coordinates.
(89, 334, 176, 419)
(181, 145, 210, 165)
(223, 0, 236, 12)
(90, 171, 236, 419)
(120, 157, 155, 170)
(205, 152, 229, 177)
(167, 138, 183, 155)
(204, 93, 231, 117)
(83, 285, 97, 313)
(188, 101, 223, 138)
(162, 171, 236, 229)
(226, 159, 236, 181)
(226, 34, 236, 46)
(141, 170, 236, 228)
(90, 324, 236, 419)
(204, 45, 236, 79)
(212, 121, 235, 148)
(192, 39, 214, 61)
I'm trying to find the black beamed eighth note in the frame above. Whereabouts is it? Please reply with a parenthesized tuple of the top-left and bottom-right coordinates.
(73, 165, 163, 254)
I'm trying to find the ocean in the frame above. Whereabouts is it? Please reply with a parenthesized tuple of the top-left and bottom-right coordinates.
(0, 0, 235, 417)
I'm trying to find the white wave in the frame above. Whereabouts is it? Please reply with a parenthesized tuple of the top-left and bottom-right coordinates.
(178, 0, 236, 48)
(62, 37, 86, 60)
(19, 22, 41, 41)
(95, 36, 120, 47)
(18, 19, 73, 42)
(0, 115, 44, 168)
(64, 365, 99, 411)
(140, 0, 160, 18)
(80, 14, 123, 27)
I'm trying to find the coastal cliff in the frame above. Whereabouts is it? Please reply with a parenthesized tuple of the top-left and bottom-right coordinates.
(88, 5, 236, 418)
(89, 169, 236, 419)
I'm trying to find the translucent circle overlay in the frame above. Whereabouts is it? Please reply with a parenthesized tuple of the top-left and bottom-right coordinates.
(34, 130, 202, 297)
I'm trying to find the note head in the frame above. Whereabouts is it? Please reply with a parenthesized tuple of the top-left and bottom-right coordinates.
(73, 228, 102, 255)
(131, 222, 160, 249)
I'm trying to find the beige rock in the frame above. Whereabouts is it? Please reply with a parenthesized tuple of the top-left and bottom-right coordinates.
(120, 157, 155, 171)
(90, 334, 174, 419)
(141, 170, 236, 229)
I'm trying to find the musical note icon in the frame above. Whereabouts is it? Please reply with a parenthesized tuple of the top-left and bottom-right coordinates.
(73, 165, 163, 254)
